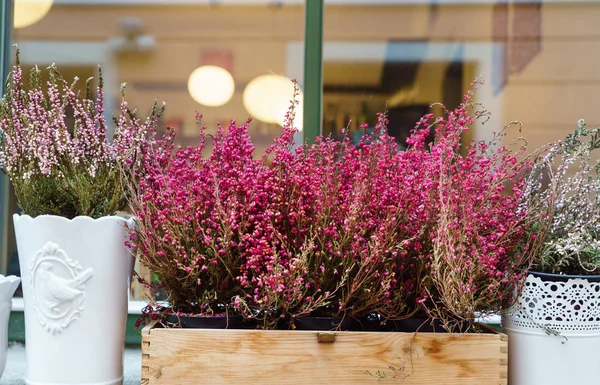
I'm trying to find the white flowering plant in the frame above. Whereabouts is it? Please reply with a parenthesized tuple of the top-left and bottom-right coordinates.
(0, 48, 164, 219)
(521, 119, 600, 275)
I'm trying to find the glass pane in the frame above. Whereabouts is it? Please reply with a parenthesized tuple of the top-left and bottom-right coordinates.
(321, 1, 587, 153)
(7, 0, 306, 299)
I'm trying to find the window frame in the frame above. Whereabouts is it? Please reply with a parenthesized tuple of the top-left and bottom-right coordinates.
(0, 0, 13, 276)
(303, 0, 324, 144)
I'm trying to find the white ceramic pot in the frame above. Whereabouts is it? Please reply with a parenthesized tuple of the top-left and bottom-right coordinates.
(0, 275, 21, 379)
(13, 214, 135, 385)
(502, 272, 600, 385)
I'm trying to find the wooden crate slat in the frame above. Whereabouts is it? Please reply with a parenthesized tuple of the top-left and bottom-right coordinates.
(141, 324, 507, 385)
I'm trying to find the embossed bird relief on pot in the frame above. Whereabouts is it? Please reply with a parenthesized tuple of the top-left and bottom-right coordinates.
(29, 242, 94, 334)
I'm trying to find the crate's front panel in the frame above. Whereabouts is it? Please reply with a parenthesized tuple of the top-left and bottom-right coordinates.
(141, 328, 507, 385)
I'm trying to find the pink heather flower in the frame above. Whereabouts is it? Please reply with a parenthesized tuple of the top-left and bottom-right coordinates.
(128, 78, 545, 330)
(0, 49, 164, 218)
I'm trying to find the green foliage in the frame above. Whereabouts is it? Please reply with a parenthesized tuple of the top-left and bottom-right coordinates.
(11, 160, 124, 219)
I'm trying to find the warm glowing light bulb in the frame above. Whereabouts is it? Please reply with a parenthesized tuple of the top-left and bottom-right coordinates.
(14, 0, 54, 29)
(187, 65, 235, 107)
(272, 92, 303, 130)
(243, 74, 303, 130)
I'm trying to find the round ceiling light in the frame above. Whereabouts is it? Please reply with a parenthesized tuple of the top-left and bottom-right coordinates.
(187, 65, 235, 107)
(14, 0, 54, 29)
(243, 74, 303, 130)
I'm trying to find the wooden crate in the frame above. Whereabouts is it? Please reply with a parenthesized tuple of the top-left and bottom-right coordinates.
(141, 321, 507, 385)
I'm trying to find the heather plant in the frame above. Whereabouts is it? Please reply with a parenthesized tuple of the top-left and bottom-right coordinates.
(0, 48, 163, 218)
(520, 119, 600, 275)
(130, 85, 427, 327)
(231, 95, 347, 326)
(130, 116, 269, 316)
(131, 79, 550, 331)
(247, 113, 428, 327)
(131, 89, 345, 323)
(408, 83, 549, 329)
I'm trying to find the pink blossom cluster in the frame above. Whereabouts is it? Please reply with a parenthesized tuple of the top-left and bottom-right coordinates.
(0, 59, 162, 182)
(414, 86, 545, 325)
(132, 81, 541, 328)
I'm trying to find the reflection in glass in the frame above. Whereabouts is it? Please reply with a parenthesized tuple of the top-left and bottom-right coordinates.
(187, 65, 235, 107)
(322, 1, 589, 155)
(243, 74, 304, 130)
(13, 0, 54, 29)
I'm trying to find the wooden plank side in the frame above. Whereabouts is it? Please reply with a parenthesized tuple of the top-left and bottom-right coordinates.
(141, 321, 159, 385)
(142, 327, 507, 385)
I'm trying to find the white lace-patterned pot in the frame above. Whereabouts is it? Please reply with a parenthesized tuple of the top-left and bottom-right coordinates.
(502, 271, 600, 385)
(13, 214, 135, 385)
(0, 275, 21, 380)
